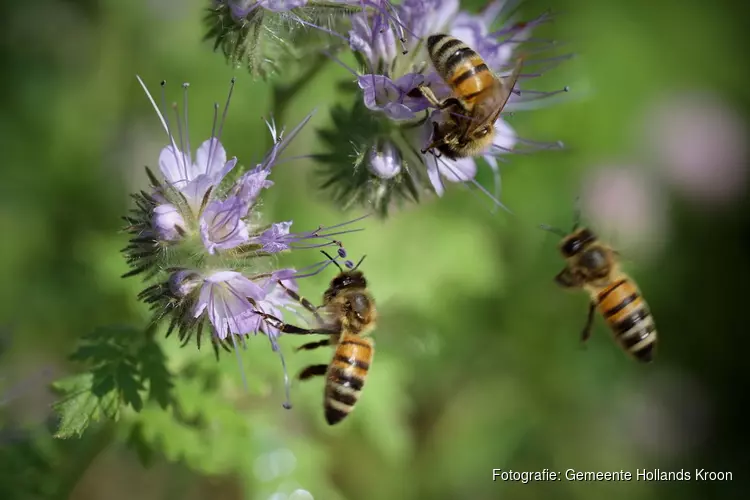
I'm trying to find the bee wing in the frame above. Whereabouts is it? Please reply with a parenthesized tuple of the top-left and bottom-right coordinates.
(463, 56, 525, 137)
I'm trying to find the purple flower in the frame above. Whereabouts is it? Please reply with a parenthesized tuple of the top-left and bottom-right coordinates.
(252, 221, 293, 253)
(126, 76, 368, 408)
(400, 0, 459, 45)
(232, 168, 274, 206)
(159, 138, 238, 214)
(349, 12, 397, 69)
(193, 271, 265, 340)
(252, 268, 301, 338)
(224, 0, 309, 17)
(152, 203, 186, 241)
(200, 196, 251, 255)
(358, 73, 429, 120)
(323, 0, 568, 212)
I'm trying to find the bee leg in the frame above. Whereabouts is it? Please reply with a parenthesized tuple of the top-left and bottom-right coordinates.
(296, 339, 330, 352)
(298, 364, 328, 380)
(554, 267, 579, 288)
(253, 310, 333, 335)
(581, 302, 596, 343)
(275, 279, 324, 324)
(413, 84, 444, 108)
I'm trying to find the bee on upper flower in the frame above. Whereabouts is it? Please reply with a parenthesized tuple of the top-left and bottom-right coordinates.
(123, 76, 367, 408)
(316, 0, 571, 215)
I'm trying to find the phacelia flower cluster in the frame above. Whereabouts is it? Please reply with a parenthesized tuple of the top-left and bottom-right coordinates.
(205, 0, 395, 79)
(123, 76, 365, 407)
(315, 0, 570, 215)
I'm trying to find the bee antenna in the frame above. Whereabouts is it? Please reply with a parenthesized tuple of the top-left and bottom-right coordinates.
(539, 224, 568, 237)
(572, 196, 582, 231)
(352, 254, 367, 270)
(320, 250, 343, 272)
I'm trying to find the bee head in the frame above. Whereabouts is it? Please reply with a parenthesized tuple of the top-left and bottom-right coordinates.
(560, 228, 597, 257)
(329, 270, 367, 294)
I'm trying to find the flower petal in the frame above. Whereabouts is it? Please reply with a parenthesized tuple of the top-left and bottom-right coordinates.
(200, 196, 250, 254)
(194, 138, 228, 179)
(437, 156, 477, 183)
(194, 271, 266, 339)
(159, 146, 190, 186)
(152, 203, 186, 241)
(254, 221, 293, 253)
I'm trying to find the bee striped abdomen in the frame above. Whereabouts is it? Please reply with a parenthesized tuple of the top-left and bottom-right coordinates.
(596, 278, 657, 362)
(324, 336, 374, 425)
(427, 34, 494, 105)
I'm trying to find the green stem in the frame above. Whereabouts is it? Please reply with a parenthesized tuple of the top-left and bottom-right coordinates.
(55, 422, 116, 499)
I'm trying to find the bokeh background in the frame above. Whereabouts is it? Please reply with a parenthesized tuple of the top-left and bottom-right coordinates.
(1, 0, 748, 499)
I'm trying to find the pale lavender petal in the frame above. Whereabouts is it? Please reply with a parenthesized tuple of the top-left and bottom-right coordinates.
(233, 168, 274, 206)
(260, 0, 308, 12)
(254, 221, 293, 253)
(180, 175, 217, 212)
(394, 73, 430, 113)
(359, 75, 403, 113)
(492, 119, 517, 153)
(349, 14, 375, 63)
(152, 203, 185, 241)
(200, 197, 250, 254)
(193, 271, 266, 339)
(425, 154, 446, 196)
(193, 138, 225, 178)
(359, 74, 426, 120)
(158, 146, 190, 187)
(401, 0, 459, 40)
(437, 156, 477, 183)
(348, 11, 397, 68)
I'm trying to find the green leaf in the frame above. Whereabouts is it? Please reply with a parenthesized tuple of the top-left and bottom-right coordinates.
(115, 361, 144, 412)
(138, 339, 174, 409)
(51, 374, 119, 439)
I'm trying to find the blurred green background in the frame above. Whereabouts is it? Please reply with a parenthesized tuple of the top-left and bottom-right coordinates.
(1, 0, 748, 498)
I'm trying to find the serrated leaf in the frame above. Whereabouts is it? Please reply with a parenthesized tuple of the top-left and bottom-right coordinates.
(138, 339, 174, 409)
(52, 374, 119, 439)
(115, 362, 144, 412)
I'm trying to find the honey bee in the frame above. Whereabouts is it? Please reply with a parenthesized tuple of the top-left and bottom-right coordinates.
(255, 252, 376, 425)
(413, 33, 524, 159)
(544, 221, 658, 362)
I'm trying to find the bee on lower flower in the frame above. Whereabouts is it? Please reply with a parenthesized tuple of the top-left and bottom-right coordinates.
(316, 0, 571, 216)
(123, 76, 368, 408)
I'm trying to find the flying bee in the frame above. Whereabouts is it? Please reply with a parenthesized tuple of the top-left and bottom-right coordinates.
(542, 215, 658, 362)
(255, 252, 376, 425)
(411, 33, 524, 159)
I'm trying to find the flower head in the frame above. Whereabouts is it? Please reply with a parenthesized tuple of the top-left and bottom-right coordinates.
(317, 0, 570, 215)
(124, 76, 367, 407)
(204, 0, 356, 79)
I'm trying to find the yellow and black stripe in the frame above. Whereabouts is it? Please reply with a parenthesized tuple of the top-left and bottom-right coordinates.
(324, 335, 374, 425)
(596, 278, 657, 362)
(427, 34, 495, 106)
